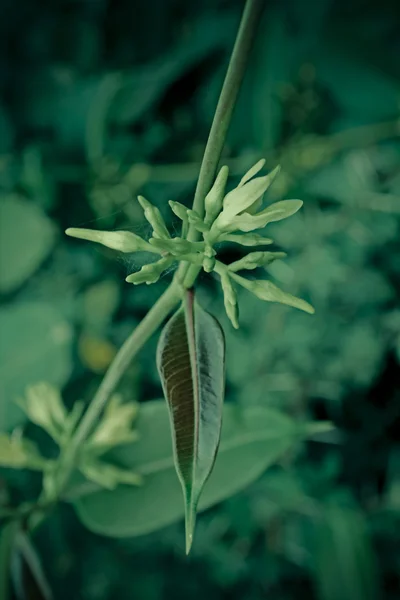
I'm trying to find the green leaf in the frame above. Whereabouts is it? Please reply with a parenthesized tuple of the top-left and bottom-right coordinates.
(10, 530, 53, 600)
(17, 383, 67, 442)
(79, 458, 142, 490)
(0, 433, 48, 471)
(0, 522, 17, 600)
(137, 196, 170, 239)
(73, 400, 302, 542)
(310, 503, 380, 600)
(0, 303, 73, 430)
(0, 196, 55, 293)
(156, 290, 225, 553)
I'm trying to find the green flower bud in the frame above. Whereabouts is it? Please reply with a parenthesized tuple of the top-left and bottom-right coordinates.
(149, 237, 202, 256)
(79, 458, 142, 490)
(231, 273, 315, 314)
(126, 256, 174, 285)
(229, 199, 303, 233)
(202, 244, 216, 273)
(17, 383, 67, 441)
(214, 165, 281, 232)
(187, 209, 210, 232)
(65, 228, 155, 253)
(220, 272, 239, 329)
(86, 395, 139, 455)
(169, 201, 189, 223)
(138, 196, 170, 239)
(228, 251, 287, 272)
(221, 233, 274, 246)
(204, 165, 229, 225)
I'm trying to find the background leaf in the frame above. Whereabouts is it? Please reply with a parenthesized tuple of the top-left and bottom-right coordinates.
(0, 303, 73, 430)
(0, 197, 55, 294)
(74, 400, 301, 538)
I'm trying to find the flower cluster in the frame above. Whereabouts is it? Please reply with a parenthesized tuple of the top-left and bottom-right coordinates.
(66, 159, 314, 328)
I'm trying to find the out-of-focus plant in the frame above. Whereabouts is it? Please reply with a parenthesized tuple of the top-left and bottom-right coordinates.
(0, 0, 322, 563)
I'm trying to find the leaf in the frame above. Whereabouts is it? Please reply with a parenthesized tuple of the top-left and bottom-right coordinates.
(156, 290, 225, 553)
(0, 303, 73, 430)
(79, 458, 142, 490)
(0, 522, 17, 600)
(0, 433, 48, 471)
(73, 400, 303, 541)
(0, 196, 55, 294)
(310, 503, 380, 600)
(10, 530, 53, 600)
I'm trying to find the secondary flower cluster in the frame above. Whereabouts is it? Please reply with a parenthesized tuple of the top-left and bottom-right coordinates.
(66, 159, 314, 327)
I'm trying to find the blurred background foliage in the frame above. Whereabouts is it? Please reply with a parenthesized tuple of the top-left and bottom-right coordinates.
(0, 0, 399, 598)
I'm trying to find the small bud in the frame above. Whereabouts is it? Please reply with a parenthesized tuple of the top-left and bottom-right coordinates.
(228, 251, 287, 272)
(220, 272, 239, 329)
(86, 395, 139, 455)
(149, 237, 201, 256)
(65, 228, 155, 253)
(204, 165, 229, 225)
(126, 256, 174, 285)
(221, 233, 274, 246)
(202, 244, 216, 273)
(230, 199, 303, 232)
(231, 274, 315, 314)
(187, 209, 210, 232)
(217, 165, 281, 226)
(0, 432, 47, 471)
(169, 201, 189, 224)
(79, 458, 142, 490)
(17, 383, 67, 441)
(138, 196, 170, 239)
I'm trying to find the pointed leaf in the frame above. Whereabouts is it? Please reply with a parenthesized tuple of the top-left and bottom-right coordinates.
(310, 503, 380, 600)
(73, 400, 305, 540)
(156, 290, 225, 552)
(11, 530, 53, 600)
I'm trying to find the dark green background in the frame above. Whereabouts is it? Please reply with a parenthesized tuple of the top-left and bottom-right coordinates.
(0, 0, 399, 598)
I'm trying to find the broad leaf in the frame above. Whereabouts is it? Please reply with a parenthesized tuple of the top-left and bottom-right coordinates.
(0, 196, 55, 294)
(73, 400, 302, 542)
(0, 303, 73, 430)
(156, 290, 225, 552)
(10, 530, 53, 600)
(310, 503, 379, 600)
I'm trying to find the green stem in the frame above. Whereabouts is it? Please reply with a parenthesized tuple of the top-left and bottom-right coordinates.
(181, 0, 264, 288)
(69, 283, 181, 454)
(41, 0, 264, 503)
(188, 0, 264, 237)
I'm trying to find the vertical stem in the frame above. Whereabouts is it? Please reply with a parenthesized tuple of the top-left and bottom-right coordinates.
(187, 0, 265, 241)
